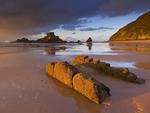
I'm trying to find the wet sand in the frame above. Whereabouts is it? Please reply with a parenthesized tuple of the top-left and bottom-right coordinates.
(0, 43, 150, 113)
(135, 62, 150, 70)
(109, 40, 150, 43)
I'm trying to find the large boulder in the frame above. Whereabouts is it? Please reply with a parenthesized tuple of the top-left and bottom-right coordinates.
(46, 61, 110, 104)
(73, 73, 110, 104)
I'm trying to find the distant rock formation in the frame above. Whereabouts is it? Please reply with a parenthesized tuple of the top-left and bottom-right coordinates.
(46, 61, 110, 104)
(71, 55, 145, 84)
(37, 32, 66, 43)
(109, 11, 150, 41)
(77, 40, 82, 44)
(68, 40, 82, 44)
(86, 37, 93, 43)
(15, 38, 31, 43)
(14, 32, 67, 43)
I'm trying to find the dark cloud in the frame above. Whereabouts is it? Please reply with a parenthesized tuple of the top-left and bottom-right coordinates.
(80, 27, 114, 31)
(59, 18, 90, 30)
(60, 24, 85, 31)
(0, 0, 149, 39)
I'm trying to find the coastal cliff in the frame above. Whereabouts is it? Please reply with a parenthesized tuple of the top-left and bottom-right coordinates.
(109, 11, 150, 41)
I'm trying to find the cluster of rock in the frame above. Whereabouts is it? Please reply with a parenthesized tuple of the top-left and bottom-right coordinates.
(46, 62, 110, 104)
(69, 40, 82, 44)
(72, 55, 145, 84)
(109, 11, 150, 41)
(14, 32, 67, 43)
(15, 38, 33, 43)
(46, 55, 145, 104)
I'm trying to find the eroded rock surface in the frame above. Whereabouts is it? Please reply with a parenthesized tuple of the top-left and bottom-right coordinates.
(72, 55, 145, 84)
(46, 62, 78, 87)
(72, 55, 100, 65)
(73, 73, 110, 104)
(46, 61, 110, 104)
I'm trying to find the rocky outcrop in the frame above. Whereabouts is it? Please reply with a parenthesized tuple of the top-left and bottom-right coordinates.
(46, 61, 110, 104)
(15, 38, 33, 43)
(72, 55, 100, 65)
(37, 32, 66, 43)
(14, 32, 67, 43)
(72, 56, 145, 84)
(109, 11, 150, 41)
(86, 37, 93, 43)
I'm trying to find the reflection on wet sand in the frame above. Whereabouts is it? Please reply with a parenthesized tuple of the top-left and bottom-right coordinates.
(45, 76, 105, 113)
(46, 48, 56, 55)
(111, 47, 150, 52)
(0, 47, 34, 54)
(46, 46, 66, 56)
(109, 43, 150, 52)
(135, 62, 150, 70)
(132, 98, 144, 113)
(86, 43, 93, 51)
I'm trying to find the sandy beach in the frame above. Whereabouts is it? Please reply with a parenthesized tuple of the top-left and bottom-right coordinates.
(0, 42, 150, 113)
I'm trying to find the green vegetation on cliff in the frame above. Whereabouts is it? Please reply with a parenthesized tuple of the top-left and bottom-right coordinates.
(109, 11, 150, 41)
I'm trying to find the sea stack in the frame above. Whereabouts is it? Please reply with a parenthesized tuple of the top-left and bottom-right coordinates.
(37, 32, 66, 43)
(109, 11, 150, 41)
(86, 37, 93, 43)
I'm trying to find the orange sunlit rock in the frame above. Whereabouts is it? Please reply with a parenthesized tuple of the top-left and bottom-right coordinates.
(46, 61, 110, 104)
(72, 56, 145, 84)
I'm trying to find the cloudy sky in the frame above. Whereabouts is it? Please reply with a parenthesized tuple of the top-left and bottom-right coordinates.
(0, 0, 150, 41)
